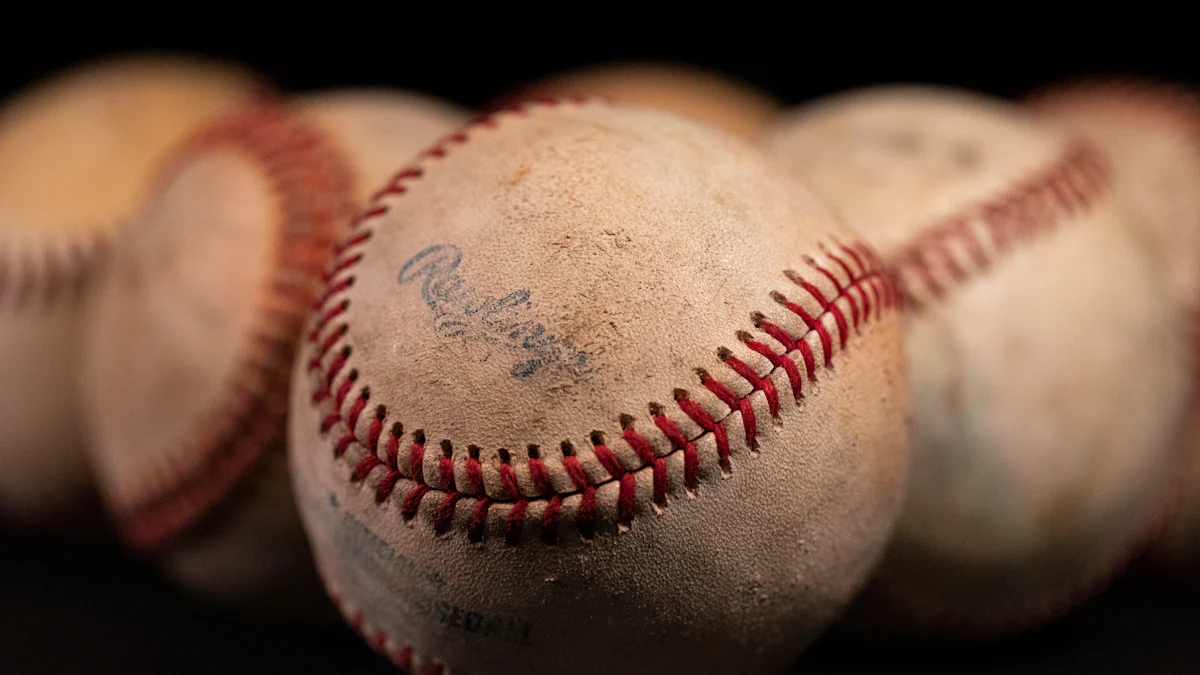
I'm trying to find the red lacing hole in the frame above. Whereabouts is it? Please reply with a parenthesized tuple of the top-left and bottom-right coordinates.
(314, 276, 355, 311)
(773, 290, 833, 366)
(434, 492, 463, 535)
(653, 406, 699, 494)
(542, 495, 563, 545)
(376, 470, 401, 504)
(720, 349, 779, 419)
(334, 231, 372, 256)
(366, 408, 384, 455)
(591, 432, 625, 478)
(384, 423, 402, 470)
(465, 449, 485, 496)
(309, 324, 348, 373)
(528, 449, 553, 496)
(505, 500, 528, 546)
(577, 485, 597, 540)
(857, 273, 877, 320)
(794, 332, 819, 381)
(752, 313, 797, 351)
(438, 443, 456, 492)
(353, 454, 383, 481)
(675, 389, 729, 477)
(740, 332, 802, 401)
(802, 261, 850, 350)
(821, 249, 861, 330)
(625, 417, 667, 507)
(376, 423, 404, 503)
(617, 474, 636, 528)
(562, 442, 589, 490)
(396, 647, 413, 671)
(499, 455, 522, 499)
(409, 435, 426, 485)
(333, 433, 356, 457)
(308, 299, 349, 342)
(334, 370, 358, 410)
(401, 485, 429, 521)
(323, 253, 363, 281)
(468, 498, 491, 543)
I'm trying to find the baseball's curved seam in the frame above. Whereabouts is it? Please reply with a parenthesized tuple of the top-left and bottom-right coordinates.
(121, 107, 358, 550)
(304, 98, 901, 548)
(0, 232, 107, 309)
(323, 575, 446, 674)
(889, 142, 1110, 309)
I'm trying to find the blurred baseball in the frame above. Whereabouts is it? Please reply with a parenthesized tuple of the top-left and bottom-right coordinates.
(291, 99, 910, 674)
(0, 53, 264, 526)
(764, 85, 1191, 636)
(507, 62, 780, 139)
(81, 90, 468, 617)
(1030, 79, 1200, 573)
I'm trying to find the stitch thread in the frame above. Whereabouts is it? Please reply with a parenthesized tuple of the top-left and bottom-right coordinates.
(119, 105, 358, 550)
(323, 577, 446, 674)
(304, 98, 900, 548)
(0, 233, 107, 310)
(889, 142, 1110, 309)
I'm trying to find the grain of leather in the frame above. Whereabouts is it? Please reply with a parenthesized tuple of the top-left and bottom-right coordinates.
(82, 90, 467, 613)
(764, 85, 1192, 635)
(291, 100, 911, 674)
(0, 55, 262, 524)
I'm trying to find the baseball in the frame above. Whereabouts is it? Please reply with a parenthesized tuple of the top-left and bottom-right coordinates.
(81, 90, 468, 616)
(0, 54, 263, 526)
(507, 62, 781, 139)
(1030, 79, 1200, 572)
(763, 85, 1191, 636)
(290, 99, 910, 674)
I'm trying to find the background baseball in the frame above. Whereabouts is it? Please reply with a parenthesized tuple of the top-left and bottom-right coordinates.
(1028, 81, 1200, 572)
(763, 86, 1191, 635)
(0, 54, 262, 526)
(81, 90, 468, 617)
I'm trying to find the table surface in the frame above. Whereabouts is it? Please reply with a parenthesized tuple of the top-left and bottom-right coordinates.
(2, 527, 1197, 675)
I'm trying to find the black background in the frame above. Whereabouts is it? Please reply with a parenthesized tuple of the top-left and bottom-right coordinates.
(2, 13, 1199, 674)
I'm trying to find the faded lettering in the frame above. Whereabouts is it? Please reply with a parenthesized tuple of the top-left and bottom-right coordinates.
(398, 244, 593, 379)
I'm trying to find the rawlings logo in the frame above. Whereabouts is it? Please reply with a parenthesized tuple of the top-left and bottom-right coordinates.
(398, 244, 594, 380)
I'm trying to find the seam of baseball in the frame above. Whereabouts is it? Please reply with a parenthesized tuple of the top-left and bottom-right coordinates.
(322, 573, 446, 674)
(303, 97, 901, 547)
(121, 105, 358, 550)
(0, 227, 109, 310)
(887, 141, 1110, 309)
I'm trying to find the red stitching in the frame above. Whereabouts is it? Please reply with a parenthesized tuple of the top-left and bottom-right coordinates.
(322, 578, 445, 673)
(0, 234, 107, 310)
(303, 97, 899, 547)
(888, 142, 1110, 309)
(119, 104, 357, 550)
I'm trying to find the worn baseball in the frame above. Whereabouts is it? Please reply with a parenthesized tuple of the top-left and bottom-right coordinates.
(764, 86, 1191, 636)
(290, 99, 910, 674)
(0, 54, 264, 526)
(507, 62, 781, 139)
(82, 90, 468, 616)
(1030, 79, 1200, 572)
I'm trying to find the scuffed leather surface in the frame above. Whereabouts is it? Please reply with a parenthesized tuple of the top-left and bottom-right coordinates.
(292, 101, 910, 674)
(765, 86, 1190, 629)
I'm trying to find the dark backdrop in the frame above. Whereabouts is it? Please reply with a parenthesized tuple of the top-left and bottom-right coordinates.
(2, 13, 1199, 675)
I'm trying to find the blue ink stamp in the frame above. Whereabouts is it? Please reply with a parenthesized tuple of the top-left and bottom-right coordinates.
(399, 244, 594, 380)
